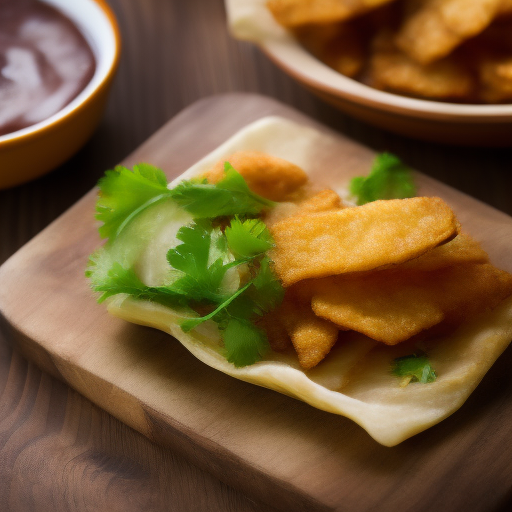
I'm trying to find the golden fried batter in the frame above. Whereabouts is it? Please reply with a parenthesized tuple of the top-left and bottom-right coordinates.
(396, 0, 505, 65)
(205, 151, 308, 202)
(269, 196, 460, 286)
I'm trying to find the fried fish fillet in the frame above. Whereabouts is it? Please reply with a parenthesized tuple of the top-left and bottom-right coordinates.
(203, 151, 308, 201)
(269, 196, 460, 286)
(293, 22, 365, 77)
(367, 31, 474, 100)
(311, 263, 512, 344)
(396, 0, 505, 65)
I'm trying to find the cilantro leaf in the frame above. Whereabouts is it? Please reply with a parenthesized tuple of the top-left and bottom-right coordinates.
(349, 153, 416, 206)
(225, 217, 274, 259)
(178, 257, 283, 367)
(180, 282, 252, 332)
(168, 162, 275, 217)
(96, 164, 170, 240)
(222, 317, 269, 367)
(166, 221, 231, 303)
(248, 256, 284, 315)
(391, 352, 437, 385)
(87, 260, 189, 308)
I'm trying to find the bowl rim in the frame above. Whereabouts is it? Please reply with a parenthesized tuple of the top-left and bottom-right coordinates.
(0, 0, 121, 146)
(259, 33, 512, 123)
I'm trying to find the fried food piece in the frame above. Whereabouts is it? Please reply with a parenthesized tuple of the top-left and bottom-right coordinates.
(311, 270, 444, 343)
(205, 151, 308, 201)
(498, 0, 512, 15)
(269, 196, 460, 286)
(396, 0, 504, 65)
(456, 16, 512, 102)
(440, 264, 512, 327)
(311, 263, 512, 344)
(367, 31, 474, 100)
(280, 300, 339, 369)
(267, 0, 398, 27)
(296, 188, 344, 213)
(263, 189, 343, 227)
(477, 55, 512, 102)
(294, 22, 365, 77)
(401, 233, 489, 271)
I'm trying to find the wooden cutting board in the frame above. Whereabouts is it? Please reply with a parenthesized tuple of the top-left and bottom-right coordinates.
(2, 93, 512, 512)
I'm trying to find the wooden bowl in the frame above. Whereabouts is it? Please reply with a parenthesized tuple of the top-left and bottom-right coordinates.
(0, 0, 120, 189)
(225, 0, 512, 146)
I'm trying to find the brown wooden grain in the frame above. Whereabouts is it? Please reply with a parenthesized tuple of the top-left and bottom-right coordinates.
(1, 0, 512, 511)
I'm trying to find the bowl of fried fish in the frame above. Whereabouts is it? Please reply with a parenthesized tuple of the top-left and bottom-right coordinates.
(225, 0, 512, 145)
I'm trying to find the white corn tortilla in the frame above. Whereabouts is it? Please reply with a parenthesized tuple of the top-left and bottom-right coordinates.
(103, 116, 512, 446)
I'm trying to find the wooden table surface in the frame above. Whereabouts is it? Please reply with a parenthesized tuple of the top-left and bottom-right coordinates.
(1, 1, 512, 511)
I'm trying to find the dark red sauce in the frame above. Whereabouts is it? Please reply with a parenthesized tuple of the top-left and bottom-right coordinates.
(0, 0, 96, 136)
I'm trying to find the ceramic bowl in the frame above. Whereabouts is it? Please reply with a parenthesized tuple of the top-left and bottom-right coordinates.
(0, 0, 120, 189)
(225, 0, 512, 146)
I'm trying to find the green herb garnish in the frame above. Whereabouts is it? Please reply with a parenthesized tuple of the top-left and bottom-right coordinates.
(88, 164, 283, 368)
(225, 217, 274, 259)
(349, 153, 416, 205)
(86, 259, 190, 309)
(95, 162, 275, 242)
(391, 352, 437, 386)
(170, 163, 275, 218)
(96, 163, 169, 239)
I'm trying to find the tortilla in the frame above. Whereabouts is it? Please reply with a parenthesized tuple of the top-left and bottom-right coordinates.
(100, 116, 512, 446)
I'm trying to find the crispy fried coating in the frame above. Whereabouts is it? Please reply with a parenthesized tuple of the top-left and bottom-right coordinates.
(205, 151, 308, 202)
(269, 196, 460, 286)
(477, 55, 512, 102)
(401, 233, 489, 271)
(280, 300, 339, 369)
(311, 270, 444, 343)
(440, 264, 512, 327)
(267, 0, 398, 27)
(499, 0, 512, 14)
(294, 22, 365, 77)
(263, 189, 343, 227)
(367, 31, 474, 100)
(311, 263, 512, 344)
(395, 0, 504, 65)
(296, 188, 343, 212)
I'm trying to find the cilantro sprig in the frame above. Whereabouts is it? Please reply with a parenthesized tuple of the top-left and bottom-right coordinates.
(96, 164, 169, 239)
(170, 163, 275, 218)
(349, 153, 416, 206)
(95, 162, 275, 242)
(391, 352, 437, 386)
(86, 260, 190, 309)
(88, 164, 284, 368)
